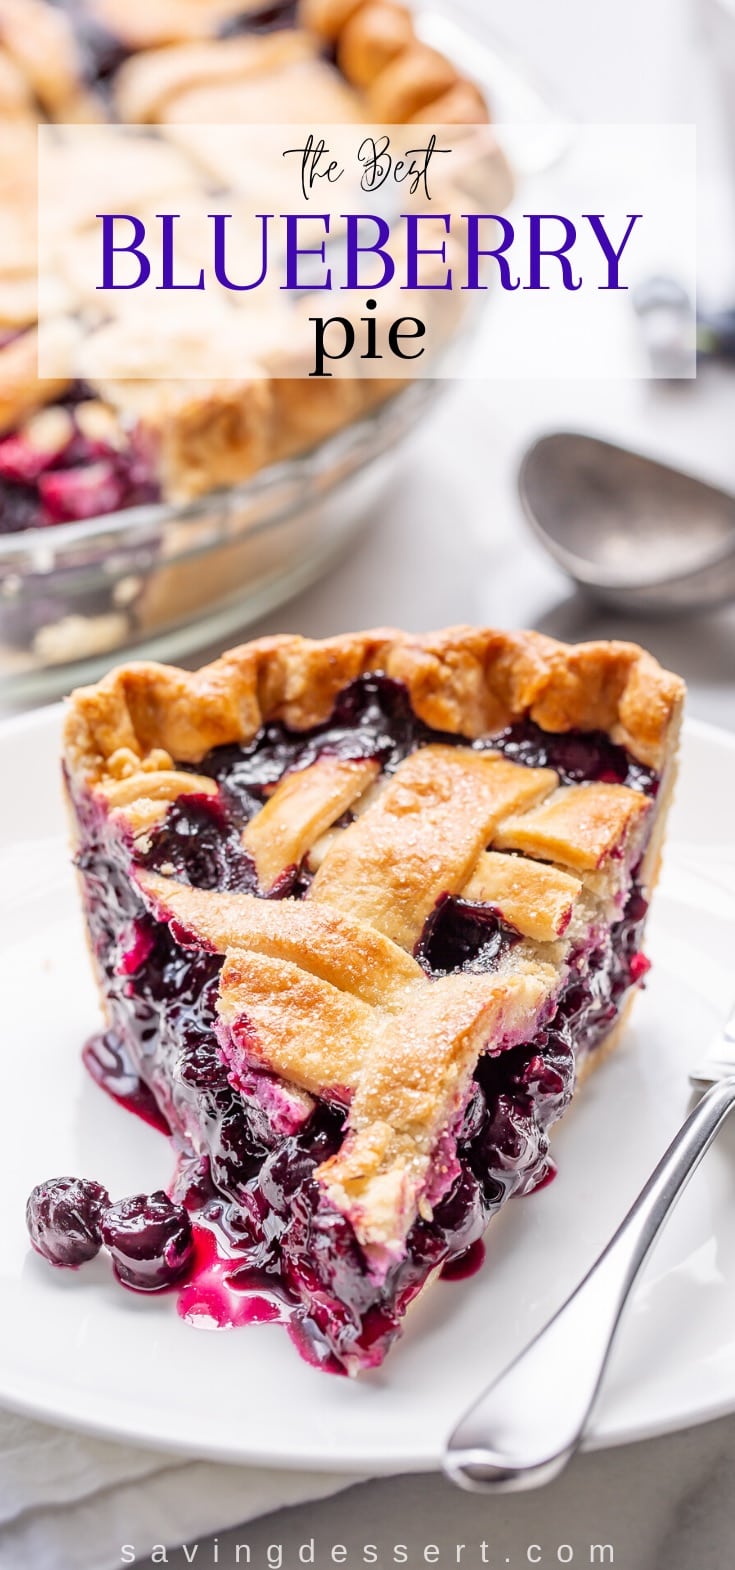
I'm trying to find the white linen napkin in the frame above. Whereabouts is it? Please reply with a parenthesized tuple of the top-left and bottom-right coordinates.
(0, 1406, 360, 1570)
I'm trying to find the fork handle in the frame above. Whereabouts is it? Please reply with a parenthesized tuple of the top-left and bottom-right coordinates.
(444, 1075, 735, 1493)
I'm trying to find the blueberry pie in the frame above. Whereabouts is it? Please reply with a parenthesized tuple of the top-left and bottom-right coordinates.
(57, 626, 684, 1372)
(0, 0, 497, 537)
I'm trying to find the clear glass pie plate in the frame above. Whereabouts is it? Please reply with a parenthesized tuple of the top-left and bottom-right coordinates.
(0, 0, 565, 707)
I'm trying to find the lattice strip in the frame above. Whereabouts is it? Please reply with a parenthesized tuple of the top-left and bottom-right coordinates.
(242, 755, 379, 891)
(461, 852, 582, 941)
(218, 948, 377, 1097)
(308, 745, 558, 951)
(137, 869, 422, 1007)
(493, 781, 651, 873)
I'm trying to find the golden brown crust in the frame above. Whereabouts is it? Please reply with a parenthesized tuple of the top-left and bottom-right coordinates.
(113, 31, 319, 122)
(366, 41, 458, 121)
(218, 946, 377, 1097)
(0, 331, 71, 437)
(319, 966, 556, 1255)
(161, 55, 362, 122)
(0, 0, 85, 118)
(137, 869, 424, 1006)
(243, 755, 380, 891)
(336, 2, 414, 90)
(63, 626, 686, 789)
(0, 46, 35, 121)
(299, 0, 371, 40)
(408, 80, 489, 125)
(130, 379, 275, 504)
(494, 782, 651, 874)
(267, 376, 367, 462)
(150, 859, 560, 1256)
(462, 852, 582, 942)
(299, 0, 488, 126)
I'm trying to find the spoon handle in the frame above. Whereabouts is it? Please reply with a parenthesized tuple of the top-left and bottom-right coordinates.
(444, 1074, 735, 1493)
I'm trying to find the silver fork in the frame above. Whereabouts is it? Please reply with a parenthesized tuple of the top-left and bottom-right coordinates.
(443, 1000, 735, 1493)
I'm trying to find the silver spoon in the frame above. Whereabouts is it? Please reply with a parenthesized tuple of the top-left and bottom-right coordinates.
(519, 432, 735, 613)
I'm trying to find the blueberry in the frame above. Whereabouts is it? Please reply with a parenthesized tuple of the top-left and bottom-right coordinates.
(26, 1176, 110, 1268)
(99, 1190, 193, 1291)
(140, 797, 256, 893)
(432, 1166, 486, 1256)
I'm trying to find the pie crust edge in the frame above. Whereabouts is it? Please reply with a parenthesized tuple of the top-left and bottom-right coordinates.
(62, 624, 686, 788)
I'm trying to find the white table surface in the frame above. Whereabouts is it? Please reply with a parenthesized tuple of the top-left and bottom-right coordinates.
(12, 0, 735, 1564)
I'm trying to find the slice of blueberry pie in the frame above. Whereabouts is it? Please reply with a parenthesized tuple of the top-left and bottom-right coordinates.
(54, 627, 683, 1373)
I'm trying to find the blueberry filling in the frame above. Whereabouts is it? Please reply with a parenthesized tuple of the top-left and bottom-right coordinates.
(0, 387, 159, 535)
(55, 675, 656, 1369)
(83, 1029, 171, 1135)
(488, 718, 658, 796)
(74, 18, 133, 87)
(191, 675, 441, 817)
(416, 896, 522, 977)
(0, 481, 44, 536)
(190, 675, 658, 801)
(218, 2, 299, 38)
(139, 795, 257, 893)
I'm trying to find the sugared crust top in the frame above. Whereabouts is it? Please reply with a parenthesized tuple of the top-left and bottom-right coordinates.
(63, 625, 685, 786)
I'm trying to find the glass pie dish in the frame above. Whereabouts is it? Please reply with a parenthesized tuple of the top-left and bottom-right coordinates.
(0, 0, 563, 706)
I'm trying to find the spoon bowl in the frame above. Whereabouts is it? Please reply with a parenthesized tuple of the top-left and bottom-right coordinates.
(519, 432, 735, 613)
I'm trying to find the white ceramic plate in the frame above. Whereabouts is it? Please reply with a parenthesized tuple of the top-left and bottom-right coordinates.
(1, 708, 735, 1473)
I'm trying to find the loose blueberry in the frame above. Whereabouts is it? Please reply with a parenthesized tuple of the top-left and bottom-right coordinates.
(26, 1176, 110, 1268)
(99, 1190, 194, 1291)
